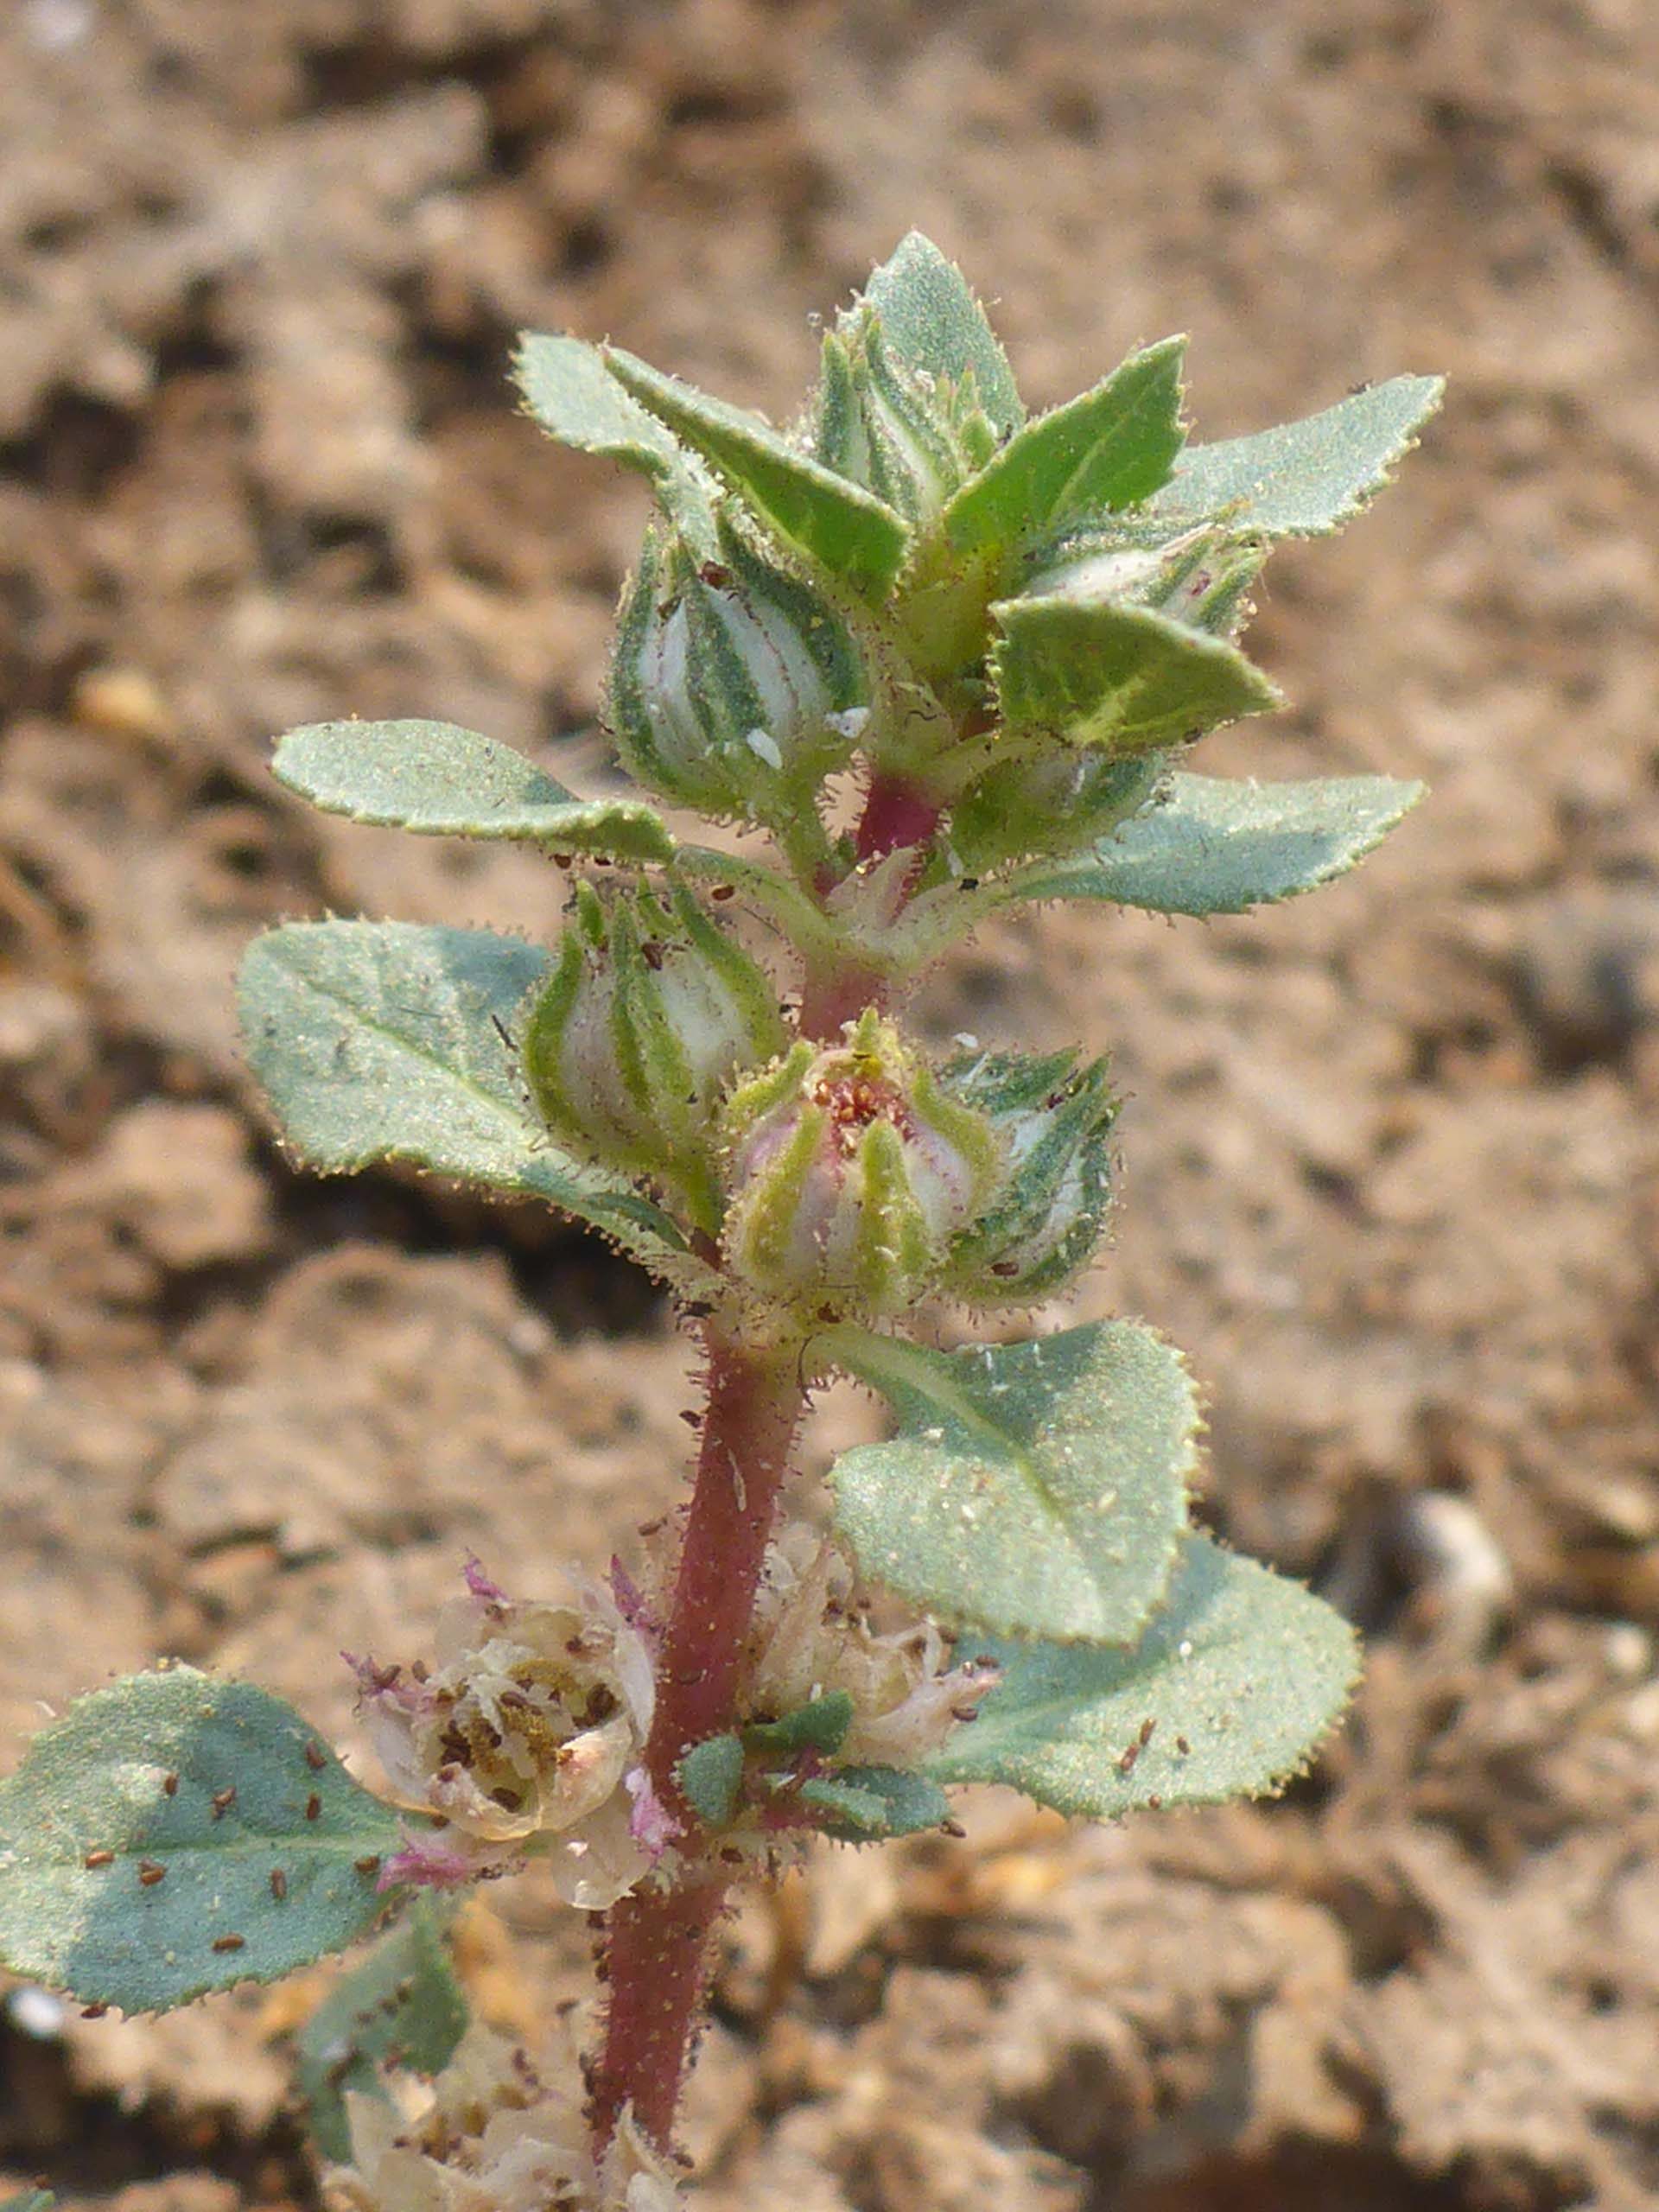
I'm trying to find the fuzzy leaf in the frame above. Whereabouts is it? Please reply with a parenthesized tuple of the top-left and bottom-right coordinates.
(799, 1766, 951, 1841)
(862, 232, 1023, 439)
(512, 332, 718, 550)
(238, 922, 709, 1294)
(296, 1903, 467, 2164)
(603, 346, 910, 603)
(991, 595, 1281, 754)
(1008, 772, 1425, 915)
(272, 721, 675, 863)
(1151, 374, 1444, 538)
(745, 1692, 855, 1758)
(677, 1735, 746, 1827)
(934, 337, 1185, 561)
(0, 1669, 402, 2012)
(822, 1322, 1198, 1645)
(928, 1533, 1359, 1817)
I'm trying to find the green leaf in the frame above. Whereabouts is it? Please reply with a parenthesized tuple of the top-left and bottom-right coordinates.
(1, 2194, 54, 2212)
(512, 331, 719, 550)
(991, 595, 1281, 755)
(821, 1322, 1199, 1645)
(602, 345, 911, 603)
(272, 721, 676, 863)
(1007, 772, 1425, 916)
(799, 1766, 951, 1841)
(861, 232, 1023, 439)
(744, 1691, 855, 1758)
(934, 337, 1185, 561)
(296, 1903, 468, 2164)
(0, 1669, 402, 2012)
(927, 1533, 1358, 1817)
(677, 1734, 746, 1827)
(1150, 373, 1444, 539)
(238, 922, 715, 1298)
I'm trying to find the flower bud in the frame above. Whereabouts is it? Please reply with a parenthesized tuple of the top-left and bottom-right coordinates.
(607, 518, 861, 819)
(937, 1047, 1117, 1303)
(814, 314, 989, 524)
(523, 877, 785, 1230)
(719, 1010, 1001, 1319)
(1021, 520, 1265, 640)
(949, 747, 1167, 874)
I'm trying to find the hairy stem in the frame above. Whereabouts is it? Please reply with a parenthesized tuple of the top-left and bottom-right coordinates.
(589, 1327, 806, 2152)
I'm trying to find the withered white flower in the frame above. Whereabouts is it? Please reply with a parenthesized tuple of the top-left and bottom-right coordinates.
(748, 1525, 995, 1765)
(327, 2024, 680, 2212)
(348, 1559, 663, 1910)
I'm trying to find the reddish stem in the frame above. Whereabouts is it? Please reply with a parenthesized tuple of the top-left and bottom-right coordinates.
(588, 1327, 805, 2152)
(854, 769, 942, 867)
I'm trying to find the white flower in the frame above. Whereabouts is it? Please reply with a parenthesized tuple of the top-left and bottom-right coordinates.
(348, 1559, 664, 1910)
(327, 2026, 681, 2212)
(747, 1526, 995, 1766)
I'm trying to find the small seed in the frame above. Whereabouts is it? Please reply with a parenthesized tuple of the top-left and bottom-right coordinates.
(81, 2002, 109, 2018)
(162, 1773, 179, 1797)
(1147, 1794, 1163, 1811)
(304, 1741, 327, 1771)
(211, 1786, 237, 1819)
(1116, 1742, 1141, 1776)
(940, 1819, 968, 1839)
(305, 1794, 321, 1821)
(1175, 1736, 1192, 1757)
(83, 1848, 115, 1869)
(211, 1933, 245, 1954)
(354, 1854, 382, 1877)
(269, 1869, 288, 1901)
(1138, 1718, 1156, 1747)
(710, 884, 736, 902)
(137, 1859, 166, 1886)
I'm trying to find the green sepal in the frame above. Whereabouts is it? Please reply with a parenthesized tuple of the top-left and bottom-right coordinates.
(798, 1766, 952, 1842)
(520, 877, 784, 1233)
(860, 231, 1024, 441)
(819, 1321, 1198, 1646)
(990, 594, 1281, 755)
(272, 720, 676, 863)
(1006, 772, 1426, 916)
(602, 346, 911, 605)
(0, 1669, 404, 2013)
(512, 330, 719, 552)
(1017, 517, 1267, 643)
(607, 520, 862, 833)
(1150, 373, 1445, 539)
(677, 1734, 747, 1828)
(937, 1048, 1117, 1304)
(296, 1901, 467, 2164)
(237, 921, 720, 1303)
(927, 1533, 1359, 1818)
(812, 321, 970, 523)
(744, 1690, 856, 1758)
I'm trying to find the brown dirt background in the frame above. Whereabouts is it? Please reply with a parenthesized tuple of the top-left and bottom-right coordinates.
(3, 1, 1659, 2206)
